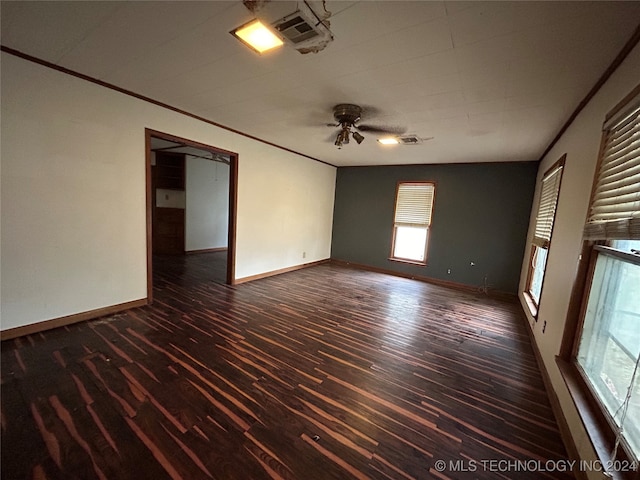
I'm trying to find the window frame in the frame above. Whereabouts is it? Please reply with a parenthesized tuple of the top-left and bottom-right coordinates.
(559, 242, 640, 475)
(524, 156, 565, 317)
(389, 181, 436, 266)
(559, 85, 640, 475)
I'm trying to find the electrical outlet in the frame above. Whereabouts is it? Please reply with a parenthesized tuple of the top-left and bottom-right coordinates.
(447, 269, 451, 274)
(302, 251, 306, 259)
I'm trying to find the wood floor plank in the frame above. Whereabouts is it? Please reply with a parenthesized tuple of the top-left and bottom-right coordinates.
(1, 253, 575, 479)
(1, 378, 51, 479)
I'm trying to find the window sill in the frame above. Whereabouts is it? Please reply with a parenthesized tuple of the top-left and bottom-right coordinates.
(556, 357, 638, 480)
(387, 257, 426, 267)
(522, 292, 539, 319)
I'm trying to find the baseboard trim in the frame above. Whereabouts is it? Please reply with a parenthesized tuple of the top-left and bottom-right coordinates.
(517, 305, 586, 480)
(0, 298, 148, 341)
(330, 259, 517, 301)
(186, 247, 228, 254)
(235, 259, 330, 284)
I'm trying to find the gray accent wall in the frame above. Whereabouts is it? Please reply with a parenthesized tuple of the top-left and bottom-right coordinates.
(331, 162, 538, 294)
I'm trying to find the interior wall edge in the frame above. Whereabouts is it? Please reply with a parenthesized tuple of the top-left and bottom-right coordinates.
(330, 258, 518, 302)
(0, 298, 147, 341)
(234, 258, 330, 284)
(185, 247, 229, 254)
(517, 304, 588, 480)
(538, 23, 640, 162)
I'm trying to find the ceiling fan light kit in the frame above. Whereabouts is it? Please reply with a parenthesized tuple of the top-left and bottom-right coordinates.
(329, 103, 409, 149)
(334, 128, 350, 147)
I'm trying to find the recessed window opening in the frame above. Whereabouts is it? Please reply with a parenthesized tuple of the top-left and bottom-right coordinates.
(390, 182, 435, 265)
(524, 157, 565, 316)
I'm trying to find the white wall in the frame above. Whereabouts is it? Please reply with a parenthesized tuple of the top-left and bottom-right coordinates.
(156, 188, 186, 209)
(236, 146, 336, 279)
(185, 155, 229, 251)
(519, 44, 640, 478)
(0, 53, 336, 331)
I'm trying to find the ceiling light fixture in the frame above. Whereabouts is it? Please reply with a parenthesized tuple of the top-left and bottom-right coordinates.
(335, 127, 366, 149)
(335, 128, 351, 148)
(231, 19, 284, 54)
(378, 137, 399, 145)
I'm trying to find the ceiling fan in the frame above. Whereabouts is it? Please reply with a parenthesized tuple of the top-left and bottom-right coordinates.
(328, 104, 405, 148)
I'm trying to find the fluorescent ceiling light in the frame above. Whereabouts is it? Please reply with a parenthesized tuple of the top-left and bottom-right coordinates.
(231, 19, 284, 54)
(378, 137, 399, 145)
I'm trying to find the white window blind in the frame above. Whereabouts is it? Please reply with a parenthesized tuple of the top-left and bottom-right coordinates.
(394, 183, 435, 226)
(584, 101, 640, 240)
(533, 163, 564, 248)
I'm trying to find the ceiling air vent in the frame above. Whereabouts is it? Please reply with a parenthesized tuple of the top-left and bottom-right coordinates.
(244, 1, 334, 54)
(271, 5, 333, 54)
(275, 12, 319, 44)
(398, 135, 424, 145)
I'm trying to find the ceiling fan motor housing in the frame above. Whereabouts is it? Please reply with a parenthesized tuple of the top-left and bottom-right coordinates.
(333, 104, 362, 126)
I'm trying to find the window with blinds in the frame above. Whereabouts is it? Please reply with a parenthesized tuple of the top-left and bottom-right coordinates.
(569, 92, 640, 465)
(390, 182, 435, 264)
(525, 156, 565, 313)
(533, 161, 564, 248)
(584, 100, 640, 240)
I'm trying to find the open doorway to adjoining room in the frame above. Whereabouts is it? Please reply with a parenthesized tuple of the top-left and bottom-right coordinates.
(145, 129, 238, 301)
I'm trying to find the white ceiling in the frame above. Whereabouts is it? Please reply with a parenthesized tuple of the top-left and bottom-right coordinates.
(2, 1, 640, 167)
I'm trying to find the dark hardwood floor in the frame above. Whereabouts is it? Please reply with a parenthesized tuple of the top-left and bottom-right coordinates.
(155, 251, 228, 286)
(1, 255, 573, 479)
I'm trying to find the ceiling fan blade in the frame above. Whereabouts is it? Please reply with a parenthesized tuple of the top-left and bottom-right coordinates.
(359, 105, 383, 119)
(356, 124, 406, 134)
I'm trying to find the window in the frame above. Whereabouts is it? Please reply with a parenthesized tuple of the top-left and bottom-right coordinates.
(390, 182, 435, 264)
(576, 242, 640, 459)
(563, 93, 640, 467)
(525, 157, 565, 315)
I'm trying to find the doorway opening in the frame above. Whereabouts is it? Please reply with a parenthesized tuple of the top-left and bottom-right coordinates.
(145, 129, 238, 302)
